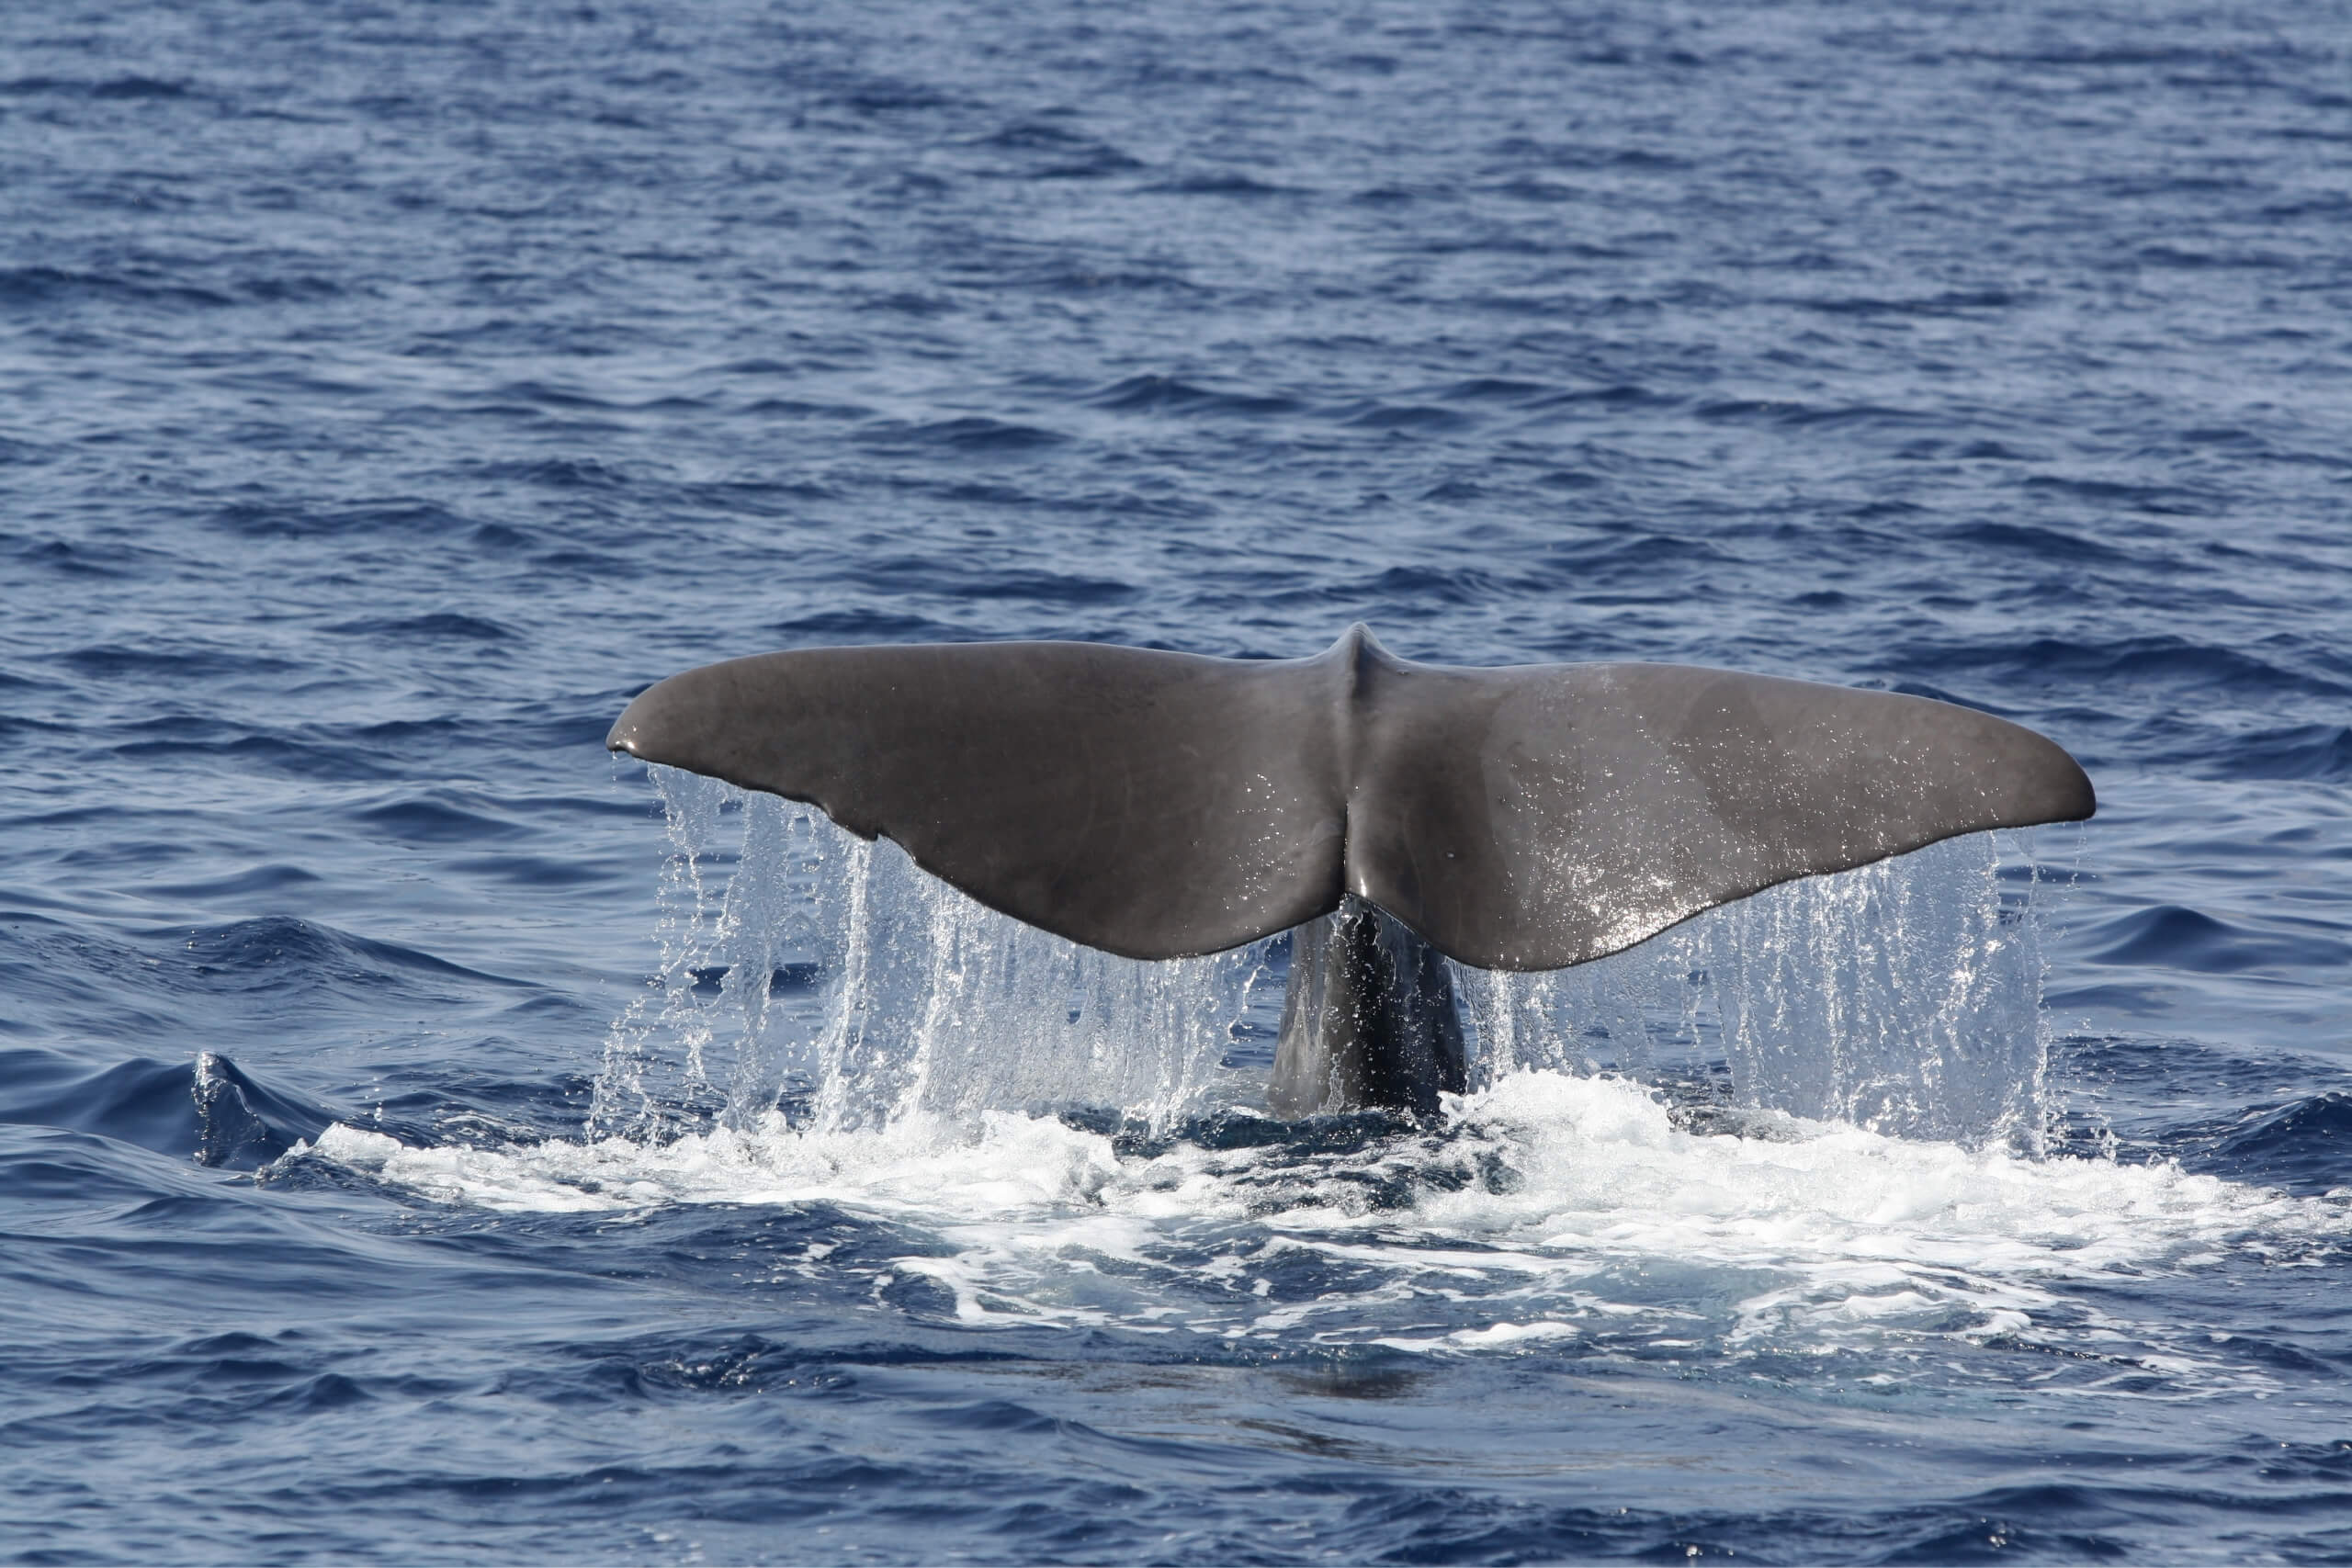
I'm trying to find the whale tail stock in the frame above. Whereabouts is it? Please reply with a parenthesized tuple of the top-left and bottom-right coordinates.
(607, 626, 2093, 1116)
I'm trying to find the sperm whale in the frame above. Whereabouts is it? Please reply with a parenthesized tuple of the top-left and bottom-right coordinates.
(607, 625, 2094, 1118)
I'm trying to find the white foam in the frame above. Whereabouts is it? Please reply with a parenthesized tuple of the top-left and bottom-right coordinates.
(282, 1070, 2346, 1395)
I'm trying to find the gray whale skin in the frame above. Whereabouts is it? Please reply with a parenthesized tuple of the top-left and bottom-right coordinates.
(608, 625, 2094, 1120)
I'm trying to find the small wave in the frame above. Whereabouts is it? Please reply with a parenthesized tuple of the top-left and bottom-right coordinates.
(1019, 263, 1202, 294)
(153, 914, 529, 998)
(0, 74, 190, 99)
(766, 607, 968, 642)
(474, 457, 633, 489)
(325, 612, 514, 641)
(1883, 679, 1998, 712)
(1341, 563, 1504, 605)
(2190, 1094, 2352, 1197)
(2222, 723, 2352, 782)
(353, 716, 465, 746)
(6, 533, 153, 580)
(1945, 520, 2133, 564)
(57, 644, 299, 681)
(860, 416, 1068, 454)
(0, 1048, 336, 1169)
(1438, 378, 1553, 403)
(2019, 474, 2215, 515)
(740, 397, 873, 421)
(1693, 399, 1941, 429)
(831, 554, 1138, 608)
(930, 479, 1033, 505)
(1339, 402, 1476, 433)
(2081, 906, 2335, 976)
(1487, 138, 1690, 173)
(93, 74, 189, 98)
(970, 122, 1143, 178)
(207, 498, 476, 539)
(446, 852, 616, 889)
(0, 265, 233, 310)
(1486, 176, 1585, 205)
(2260, 194, 2352, 221)
(1794, 289, 2021, 316)
(2135, 245, 2294, 271)
(1544, 531, 1733, 582)
(956, 570, 1137, 605)
(1521, 383, 1679, 414)
(1895, 635, 2350, 702)
(469, 521, 533, 550)
(1086, 375, 1301, 419)
(147, 863, 323, 899)
(854, 290, 957, 317)
(109, 725, 407, 782)
(973, 121, 1096, 152)
(235, 274, 345, 303)
(482, 380, 616, 412)
(0, 664, 59, 701)
(356, 797, 530, 845)
(1960, 46, 2253, 67)
(1140, 172, 1298, 197)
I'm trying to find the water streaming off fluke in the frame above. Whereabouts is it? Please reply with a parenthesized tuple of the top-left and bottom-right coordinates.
(587, 764, 2061, 1150)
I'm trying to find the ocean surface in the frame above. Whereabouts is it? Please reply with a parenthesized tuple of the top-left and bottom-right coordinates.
(4, 0, 2349, 1562)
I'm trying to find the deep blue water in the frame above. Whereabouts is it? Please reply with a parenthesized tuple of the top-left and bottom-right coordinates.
(5, 0, 2351, 1562)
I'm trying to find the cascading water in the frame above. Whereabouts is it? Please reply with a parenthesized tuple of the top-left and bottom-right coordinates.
(1458, 832, 2058, 1150)
(300, 772, 2330, 1400)
(590, 767, 1271, 1142)
(592, 764, 2065, 1151)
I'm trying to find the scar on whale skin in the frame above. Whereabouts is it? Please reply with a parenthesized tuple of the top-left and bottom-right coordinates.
(608, 625, 2094, 1120)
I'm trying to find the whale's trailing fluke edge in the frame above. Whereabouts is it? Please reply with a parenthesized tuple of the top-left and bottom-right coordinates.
(608, 626, 2094, 1115)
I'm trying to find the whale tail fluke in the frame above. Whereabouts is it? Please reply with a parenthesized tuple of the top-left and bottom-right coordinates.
(607, 625, 2093, 973)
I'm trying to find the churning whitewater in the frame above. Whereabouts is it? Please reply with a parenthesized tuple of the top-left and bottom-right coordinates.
(299, 1071, 2343, 1392)
(277, 771, 2344, 1404)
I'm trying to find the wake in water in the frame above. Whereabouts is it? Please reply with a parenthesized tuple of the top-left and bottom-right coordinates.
(277, 766, 2346, 1399)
